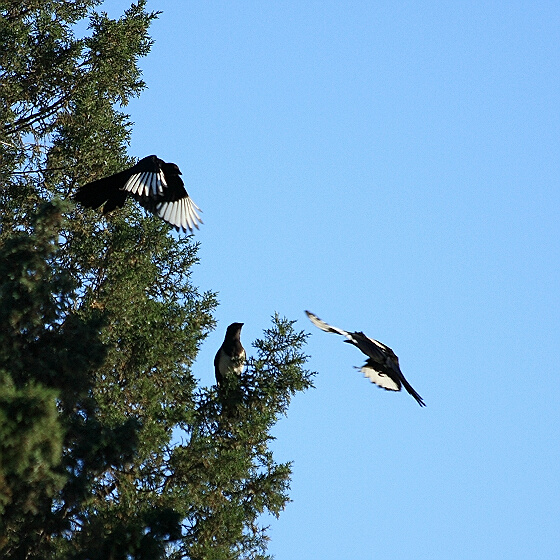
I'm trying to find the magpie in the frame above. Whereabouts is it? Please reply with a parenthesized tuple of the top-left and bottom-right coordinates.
(214, 322, 246, 389)
(305, 311, 425, 407)
(74, 155, 202, 233)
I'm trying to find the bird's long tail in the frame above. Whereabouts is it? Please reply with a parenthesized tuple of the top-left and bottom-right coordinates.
(74, 173, 127, 213)
(401, 377, 426, 407)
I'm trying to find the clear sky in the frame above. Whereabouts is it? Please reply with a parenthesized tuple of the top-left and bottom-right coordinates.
(105, 1, 559, 558)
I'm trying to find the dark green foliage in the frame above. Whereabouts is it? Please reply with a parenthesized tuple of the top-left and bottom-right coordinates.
(0, 2, 315, 558)
(168, 317, 313, 560)
(0, 381, 64, 518)
(0, 200, 111, 556)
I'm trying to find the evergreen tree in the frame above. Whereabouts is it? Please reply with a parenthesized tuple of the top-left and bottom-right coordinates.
(0, 2, 314, 559)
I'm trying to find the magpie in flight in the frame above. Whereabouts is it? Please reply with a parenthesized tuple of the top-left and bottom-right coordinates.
(214, 322, 246, 389)
(74, 155, 202, 232)
(305, 311, 425, 407)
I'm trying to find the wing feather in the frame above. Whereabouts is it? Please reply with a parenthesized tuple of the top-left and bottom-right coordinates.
(305, 311, 351, 338)
(359, 363, 401, 391)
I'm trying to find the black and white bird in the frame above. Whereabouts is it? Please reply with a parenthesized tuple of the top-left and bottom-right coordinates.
(214, 322, 246, 389)
(305, 311, 425, 407)
(74, 155, 202, 233)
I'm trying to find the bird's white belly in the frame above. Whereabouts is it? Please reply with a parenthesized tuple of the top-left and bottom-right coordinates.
(219, 352, 244, 375)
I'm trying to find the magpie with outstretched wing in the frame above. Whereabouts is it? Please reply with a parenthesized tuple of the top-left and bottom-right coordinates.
(305, 311, 425, 406)
(74, 155, 202, 233)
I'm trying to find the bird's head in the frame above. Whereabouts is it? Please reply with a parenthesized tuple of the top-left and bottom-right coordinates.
(163, 161, 182, 176)
(225, 322, 244, 342)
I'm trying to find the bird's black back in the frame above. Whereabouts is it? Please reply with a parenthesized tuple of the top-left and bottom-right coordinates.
(345, 332, 397, 369)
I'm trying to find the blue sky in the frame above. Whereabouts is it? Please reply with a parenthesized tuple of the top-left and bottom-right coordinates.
(105, 1, 559, 558)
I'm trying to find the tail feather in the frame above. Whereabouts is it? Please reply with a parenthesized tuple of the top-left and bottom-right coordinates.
(401, 377, 426, 407)
(74, 173, 128, 213)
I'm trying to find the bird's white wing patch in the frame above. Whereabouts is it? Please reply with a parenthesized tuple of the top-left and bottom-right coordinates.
(168, 200, 180, 226)
(155, 196, 203, 233)
(359, 365, 400, 391)
(123, 172, 141, 195)
(305, 311, 352, 339)
(155, 170, 166, 195)
(123, 171, 163, 198)
(161, 200, 174, 222)
(147, 172, 157, 197)
(180, 199, 193, 231)
(368, 337, 392, 353)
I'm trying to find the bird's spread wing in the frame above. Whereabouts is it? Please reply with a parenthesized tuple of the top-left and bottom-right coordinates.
(122, 169, 167, 199)
(359, 360, 401, 391)
(306, 312, 389, 364)
(121, 156, 203, 233)
(352, 333, 403, 391)
(345, 331, 393, 366)
(305, 311, 393, 382)
(305, 310, 352, 338)
(351, 331, 425, 405)
(120, 156, 169, 200)
(154, 196, 202, 233)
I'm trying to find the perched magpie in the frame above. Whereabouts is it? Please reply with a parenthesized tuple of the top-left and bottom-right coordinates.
(305, 311, 425, 407)
(214, 322, 246, 388)
(74, 155, 202, 233)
